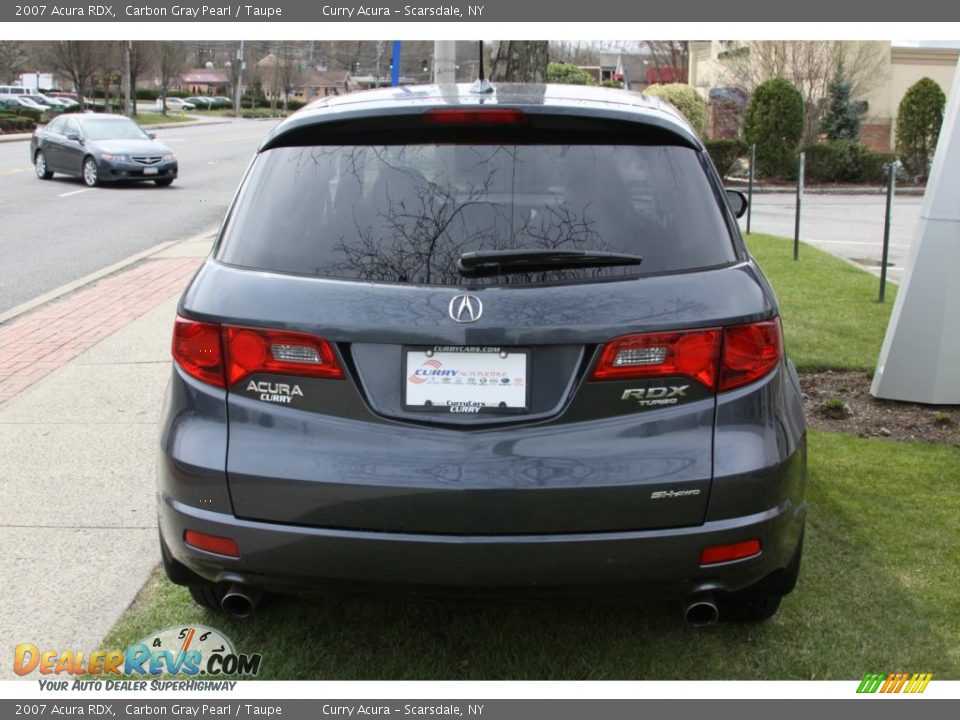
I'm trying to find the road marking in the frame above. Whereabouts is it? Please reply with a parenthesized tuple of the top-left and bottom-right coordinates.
(0, 167, 30, 176)
(58, 188, 94, 198)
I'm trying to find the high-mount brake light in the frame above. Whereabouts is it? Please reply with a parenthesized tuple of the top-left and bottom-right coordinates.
(423, 108, 528, 125)
(592, 319, 784, 391)
(171, 316, 344, 388)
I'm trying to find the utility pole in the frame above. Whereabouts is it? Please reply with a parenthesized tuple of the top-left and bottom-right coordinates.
(234, 39, 245, 118)
(123, 41, 132, 117)
(433, 41, 456, 84)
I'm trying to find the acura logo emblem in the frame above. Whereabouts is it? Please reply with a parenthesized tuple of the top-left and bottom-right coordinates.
(448, 294, 483, 323)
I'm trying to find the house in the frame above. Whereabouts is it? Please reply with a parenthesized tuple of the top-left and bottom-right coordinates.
(178, 69, 230, 95)
(293, 69, 353, 101)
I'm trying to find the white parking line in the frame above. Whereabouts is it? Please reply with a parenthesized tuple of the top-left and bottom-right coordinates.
(58, 188, 94, 198)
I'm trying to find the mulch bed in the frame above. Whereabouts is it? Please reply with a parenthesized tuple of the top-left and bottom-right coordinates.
(800, 370, 960, 445)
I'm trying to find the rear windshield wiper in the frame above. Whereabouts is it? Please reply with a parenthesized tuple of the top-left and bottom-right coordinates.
(457, 249, 643, 277)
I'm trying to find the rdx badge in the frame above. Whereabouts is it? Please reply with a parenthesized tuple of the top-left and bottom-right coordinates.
(246, 380, 304, 405)
(621, 384, 690, 407)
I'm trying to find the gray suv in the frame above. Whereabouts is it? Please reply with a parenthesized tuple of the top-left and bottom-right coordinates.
(158, 84, 806, 626)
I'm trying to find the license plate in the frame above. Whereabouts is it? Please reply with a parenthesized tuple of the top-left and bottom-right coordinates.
(404, 346, 530, 414)
(143, 167, 158, 175)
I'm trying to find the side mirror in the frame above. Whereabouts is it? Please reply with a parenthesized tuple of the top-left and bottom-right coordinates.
(726, 189, 748, 219)
(148, 132, 157, 140)
(66, 132, 82, 142)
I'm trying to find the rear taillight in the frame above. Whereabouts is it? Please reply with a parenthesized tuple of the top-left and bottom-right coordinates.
(592, 329, 721, 388)
(717, 319, 783, 392)
(592, 319, 783, 391)
(222, 326, 343, 386)
(172, 316, 344, 387)
(172, 317, 224, 388)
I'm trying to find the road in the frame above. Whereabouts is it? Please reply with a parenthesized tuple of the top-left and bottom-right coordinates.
(0, 118, 275, 314)
(740, 192, 922, 283)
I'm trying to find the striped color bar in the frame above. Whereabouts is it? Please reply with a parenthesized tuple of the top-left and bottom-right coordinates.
(857, 672, 933, 693)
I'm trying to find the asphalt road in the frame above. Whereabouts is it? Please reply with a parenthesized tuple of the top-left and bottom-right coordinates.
(740, 192, 922, 283)
(0, 118, 275, 314)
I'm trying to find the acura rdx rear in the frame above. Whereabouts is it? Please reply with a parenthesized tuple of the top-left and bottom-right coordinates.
(158, 84, 806, 625)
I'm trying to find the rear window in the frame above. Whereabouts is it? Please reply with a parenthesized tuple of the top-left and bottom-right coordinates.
(217, 142, 736, 286)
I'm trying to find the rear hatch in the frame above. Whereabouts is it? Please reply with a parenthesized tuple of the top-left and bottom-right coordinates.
(183, 105, 775, 535)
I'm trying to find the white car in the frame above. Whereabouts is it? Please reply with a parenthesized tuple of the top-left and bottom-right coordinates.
(159, 97, 196, 111)
(0, 95, 49, 112)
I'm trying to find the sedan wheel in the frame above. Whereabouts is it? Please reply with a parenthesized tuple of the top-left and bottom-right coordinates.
(82, 157, 99, 187)
(35, 151, 53, 179)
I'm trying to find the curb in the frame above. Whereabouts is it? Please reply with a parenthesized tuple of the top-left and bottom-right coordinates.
(0, 226, 217, 325)
(0, 118, 237, 144)
(728, 183, 926, 196)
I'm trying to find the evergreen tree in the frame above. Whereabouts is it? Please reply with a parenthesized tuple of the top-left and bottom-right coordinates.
(822, 61, 861, 141)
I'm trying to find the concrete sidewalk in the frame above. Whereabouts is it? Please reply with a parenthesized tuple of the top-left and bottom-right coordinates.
(0, 233, 212, 679)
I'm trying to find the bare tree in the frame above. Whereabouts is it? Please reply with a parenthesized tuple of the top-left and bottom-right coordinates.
(127, 42, 153, 117)
(41, 41, 101, 109)
(719, 41, 887, 143)
(0, 41, 28, 84)
(156, 41, 185, 116)
(276, 43, 301, 112)
(490, 41, 549, 82)
(643, 41, 689, 81)
(549, 41, 601, 66)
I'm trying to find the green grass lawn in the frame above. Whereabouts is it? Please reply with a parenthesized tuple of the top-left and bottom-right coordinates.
(746, 233, 896, 371)
(100, 234, 958, 679)
(103, 430, 960, 679)
(134, 112, 197, 126)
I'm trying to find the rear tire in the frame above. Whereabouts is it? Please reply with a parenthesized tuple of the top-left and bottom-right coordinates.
(155, 178, 174, 187)
(718, 524, 804, 623)
(35, 150, 53, 179)
(188, 584, 229, 613)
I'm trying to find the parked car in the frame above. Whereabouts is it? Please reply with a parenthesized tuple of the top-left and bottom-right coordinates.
(158, 84, 807, 625)
(161, 97, 196, 111)
(0, 85, 31, 95)
(211, 96, 233, 107)
(30, 113, 177, 187)
(185, 96, 215, 110)
(1, 95, 49, 112)
(25, 94, 68, 111)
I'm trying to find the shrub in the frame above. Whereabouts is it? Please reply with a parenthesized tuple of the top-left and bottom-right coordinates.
(743, 78, 804, 179)
(0, 113, 36, 132)
(643, 83, 707, 136)
(802, 141, 898, 184)
(600, 80, 623, 89)
(861, 150, 897, 184)
(546, 62, 596, 86)
(896, 77, 946, 179)
(705, 138, 748, 179)
(135, 87, 160, 101)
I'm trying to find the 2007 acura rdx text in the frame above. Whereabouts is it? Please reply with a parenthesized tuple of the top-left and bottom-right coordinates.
(158, 83, 806, 626)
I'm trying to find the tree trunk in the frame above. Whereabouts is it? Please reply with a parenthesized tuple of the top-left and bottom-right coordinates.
(489, 41, 549, 83)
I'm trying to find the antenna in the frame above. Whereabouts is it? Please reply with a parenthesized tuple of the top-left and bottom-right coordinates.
(470, 40, 493, 94)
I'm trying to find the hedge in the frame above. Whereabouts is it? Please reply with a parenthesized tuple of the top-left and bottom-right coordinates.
(801, 141, 897, 184)
(705, 138, 748, 179)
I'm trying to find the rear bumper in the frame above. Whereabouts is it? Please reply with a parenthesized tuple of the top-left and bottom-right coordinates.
(158, 492, 805, 598)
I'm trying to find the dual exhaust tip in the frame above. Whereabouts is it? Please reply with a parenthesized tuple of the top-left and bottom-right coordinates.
(218, 584, 720, 626)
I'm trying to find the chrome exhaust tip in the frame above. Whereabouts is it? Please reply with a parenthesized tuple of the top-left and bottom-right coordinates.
(684, 593, 719, 628)
(221, 583, 261, 619)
